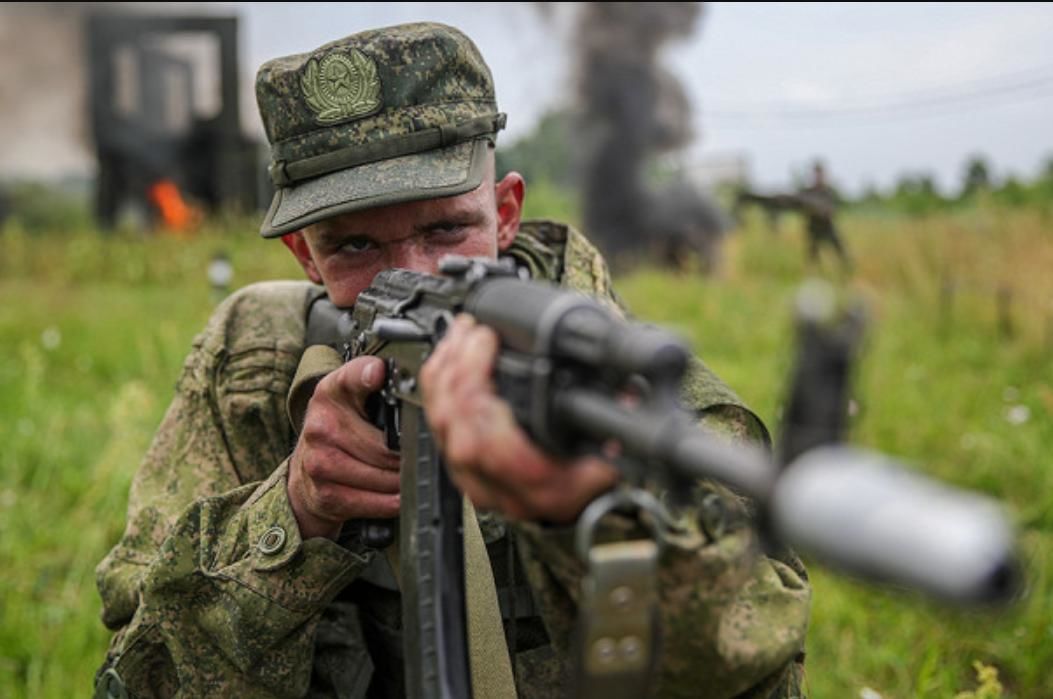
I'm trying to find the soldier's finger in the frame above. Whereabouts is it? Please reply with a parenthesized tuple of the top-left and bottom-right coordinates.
(529, 456, 620, 523)
(301, 445, 401, 494)
(457, 323, 500, 381)
(484, 459, 617, 524)
(332, 404, 401, 470)
(462, 406, 619, 522)
(308, 479, 401, 521)
(446, 463, 502, 513)
(442, 416, 547, 520)
(425, 313, 473, 374)
(300, 393, 400, 471)
(323, 355, 387, 416)
(420, 314, 477, 420)
(422, 324, 466, 445)
(427, 324, 500, 445)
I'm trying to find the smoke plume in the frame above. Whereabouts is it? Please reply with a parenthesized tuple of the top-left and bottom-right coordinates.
(575, 2, 727, 270)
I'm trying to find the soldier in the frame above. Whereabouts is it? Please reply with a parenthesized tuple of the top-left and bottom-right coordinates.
(94, 23, 810, 699)
(797, 161, 851, 271)
(734, 161, 851, 272)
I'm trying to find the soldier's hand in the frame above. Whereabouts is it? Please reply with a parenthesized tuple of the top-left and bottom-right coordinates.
(287, 356, 401, 540)
(421, 314, 620, 524)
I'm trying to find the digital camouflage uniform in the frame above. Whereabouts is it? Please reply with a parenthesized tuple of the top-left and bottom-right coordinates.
(95, 23, 810, 699)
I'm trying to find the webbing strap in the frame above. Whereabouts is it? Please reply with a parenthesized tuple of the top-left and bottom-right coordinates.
(463, 498, 518, 699)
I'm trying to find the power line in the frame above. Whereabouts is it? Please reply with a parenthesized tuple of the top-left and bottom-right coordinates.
(704, 66, 1053, 125)
(709, 60, 1053, 110)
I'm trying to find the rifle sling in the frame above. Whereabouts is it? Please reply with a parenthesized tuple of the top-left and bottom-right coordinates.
(462, 497, 518, 699)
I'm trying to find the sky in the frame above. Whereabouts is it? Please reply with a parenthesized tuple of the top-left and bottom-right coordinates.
(221, 2, 1053, 196)
(682, 2, 1053, 194)
(5, 2, 1052, 195)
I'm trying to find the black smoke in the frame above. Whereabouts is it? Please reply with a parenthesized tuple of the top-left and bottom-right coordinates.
(574, 2, 727, 270)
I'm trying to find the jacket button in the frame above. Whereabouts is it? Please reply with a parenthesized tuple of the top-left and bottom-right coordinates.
(697, 492, 727, 541)
(258, 525, 287, 554)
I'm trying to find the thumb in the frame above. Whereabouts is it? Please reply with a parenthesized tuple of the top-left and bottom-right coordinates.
(323, 355, 387, 416)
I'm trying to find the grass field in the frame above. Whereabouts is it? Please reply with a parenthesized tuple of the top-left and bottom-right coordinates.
(0, 205, 1050, 697)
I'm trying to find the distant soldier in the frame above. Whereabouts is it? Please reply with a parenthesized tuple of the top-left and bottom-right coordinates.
(735, 160, 852, 271)
(796, 161, 851, 271)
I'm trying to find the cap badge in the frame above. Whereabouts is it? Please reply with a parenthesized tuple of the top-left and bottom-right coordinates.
(301, 49, 382, 125)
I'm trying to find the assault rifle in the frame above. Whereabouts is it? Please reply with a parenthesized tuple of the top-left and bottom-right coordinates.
(307, 255, 1018, 699)
(734, 190, 836, 220)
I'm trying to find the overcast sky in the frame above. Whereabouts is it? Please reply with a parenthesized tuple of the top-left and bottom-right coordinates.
(9, 2, 1045, 193)
(684, 2, 1053, 193)
(223, 2, 1053, 196)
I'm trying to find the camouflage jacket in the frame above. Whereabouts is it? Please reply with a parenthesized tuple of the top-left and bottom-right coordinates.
(95, 221, 810, 699)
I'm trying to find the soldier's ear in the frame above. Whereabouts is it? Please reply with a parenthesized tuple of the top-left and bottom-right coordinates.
(281, 232, 323, 284)
(495, 171, 524, 252)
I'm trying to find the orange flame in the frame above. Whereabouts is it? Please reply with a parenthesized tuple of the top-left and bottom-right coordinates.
(148, 180, 200, 233)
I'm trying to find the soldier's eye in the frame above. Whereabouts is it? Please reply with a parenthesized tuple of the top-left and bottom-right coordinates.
(341, 237, 376, 253)
(428, 224, 466, 240)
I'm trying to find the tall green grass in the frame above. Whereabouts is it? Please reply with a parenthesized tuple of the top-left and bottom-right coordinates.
(0, 208, 1049, 697)
(620, 210, 1053, 698)
(0, 220, 300, 696)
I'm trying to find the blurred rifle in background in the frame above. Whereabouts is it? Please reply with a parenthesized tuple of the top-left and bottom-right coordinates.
(734, 189, 835, 227)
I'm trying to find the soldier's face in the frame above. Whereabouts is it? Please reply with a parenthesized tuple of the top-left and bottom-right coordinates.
(284, 157, 523, 308)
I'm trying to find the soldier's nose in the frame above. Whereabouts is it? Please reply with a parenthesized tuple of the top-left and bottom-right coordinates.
(388, 241, 435, 273)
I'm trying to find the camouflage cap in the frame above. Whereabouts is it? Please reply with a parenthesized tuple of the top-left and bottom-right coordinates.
(255, 22, 506, 238)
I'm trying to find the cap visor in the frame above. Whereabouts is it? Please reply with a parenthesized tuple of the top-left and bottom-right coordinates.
(259, 138, 489, 238)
